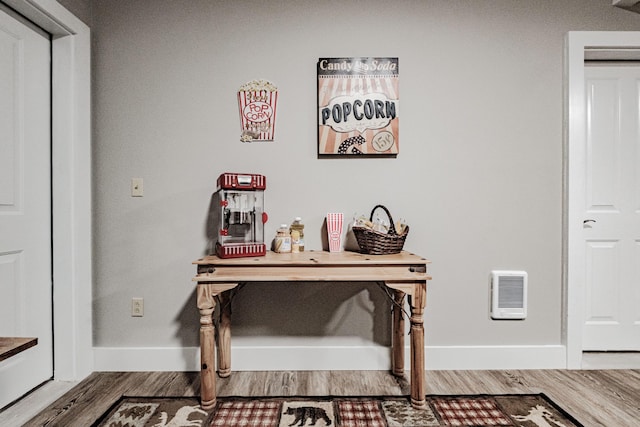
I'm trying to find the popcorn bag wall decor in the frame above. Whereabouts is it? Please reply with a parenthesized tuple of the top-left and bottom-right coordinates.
(238, 79, 278, 142)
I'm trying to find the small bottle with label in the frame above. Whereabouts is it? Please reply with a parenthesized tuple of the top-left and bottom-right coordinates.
(291, 230, 301, 253)
(290, 217, 305, 252)
(274, 224, 292, 253)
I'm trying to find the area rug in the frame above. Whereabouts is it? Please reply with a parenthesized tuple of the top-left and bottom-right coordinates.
(94, 394, 583, 427)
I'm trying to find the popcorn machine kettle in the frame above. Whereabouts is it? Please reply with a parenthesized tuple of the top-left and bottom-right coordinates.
(215, 173, 268, 258)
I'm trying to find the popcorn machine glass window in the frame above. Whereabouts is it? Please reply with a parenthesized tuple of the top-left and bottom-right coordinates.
(215, 173, 267, 258)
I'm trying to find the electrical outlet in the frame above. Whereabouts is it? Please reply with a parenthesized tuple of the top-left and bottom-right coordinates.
(131, 178, 144, 197)
(132, 297, 144, 317)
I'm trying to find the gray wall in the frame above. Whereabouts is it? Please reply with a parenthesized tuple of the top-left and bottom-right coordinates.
(88, 0, 640, 356)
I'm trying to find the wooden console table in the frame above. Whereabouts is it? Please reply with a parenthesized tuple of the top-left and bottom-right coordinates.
(192, 250, 431, 410)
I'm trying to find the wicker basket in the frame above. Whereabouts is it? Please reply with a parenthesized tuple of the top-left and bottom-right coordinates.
(352, 205, 408, 255)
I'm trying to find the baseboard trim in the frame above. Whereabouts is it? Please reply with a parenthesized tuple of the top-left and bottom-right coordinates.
(93, 344, 567, 371)
(426, 345, 566, 370)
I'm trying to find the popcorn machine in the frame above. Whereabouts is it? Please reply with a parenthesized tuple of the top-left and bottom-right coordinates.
(215, 173, 268, 258)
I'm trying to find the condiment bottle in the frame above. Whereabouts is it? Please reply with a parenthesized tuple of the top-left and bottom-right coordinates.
(291, 230, 301, 253)
(290, 217, 305, 252)
(274, 224, 292, 253)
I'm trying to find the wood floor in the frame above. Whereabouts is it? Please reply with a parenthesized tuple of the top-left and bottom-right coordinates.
(5, 368, 639, 426)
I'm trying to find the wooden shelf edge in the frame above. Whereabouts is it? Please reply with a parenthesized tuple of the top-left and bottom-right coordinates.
(0, 337, 38, 362)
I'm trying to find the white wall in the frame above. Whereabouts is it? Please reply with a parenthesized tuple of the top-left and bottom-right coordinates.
(90, 0, 640, 370)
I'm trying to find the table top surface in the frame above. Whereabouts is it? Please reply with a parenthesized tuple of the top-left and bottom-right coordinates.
(194, 250, 429, 267)
(193, 251, 430, 291)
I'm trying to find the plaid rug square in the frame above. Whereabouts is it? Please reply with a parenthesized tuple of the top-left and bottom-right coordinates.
(211, 400, 281, 426)
(336, 400, 386, 427)
(94, 394, 584, 427)
(430, 397, 512, 425)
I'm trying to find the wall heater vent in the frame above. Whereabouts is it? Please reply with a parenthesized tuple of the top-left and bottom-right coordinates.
(491, 270, 527, 320)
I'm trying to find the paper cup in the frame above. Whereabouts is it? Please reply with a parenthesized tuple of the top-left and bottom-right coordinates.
(327, 213, 343, 252)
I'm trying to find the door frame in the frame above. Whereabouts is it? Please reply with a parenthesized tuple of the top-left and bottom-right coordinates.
(564, 31, 640, 369)
(3, 0, 92, 381)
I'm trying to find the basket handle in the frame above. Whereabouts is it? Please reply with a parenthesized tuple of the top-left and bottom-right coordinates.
(368, 204, 397, 235)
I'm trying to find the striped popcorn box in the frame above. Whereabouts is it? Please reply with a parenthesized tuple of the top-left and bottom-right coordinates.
(327, 213, 343, 252)
(238, 79, 278, 142)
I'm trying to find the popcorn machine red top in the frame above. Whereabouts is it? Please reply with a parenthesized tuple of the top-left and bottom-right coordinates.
(215, 173, 268, 258)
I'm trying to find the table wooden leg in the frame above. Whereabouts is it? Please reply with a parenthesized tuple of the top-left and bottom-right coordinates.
(217, 291, 232, 378)
(197, 284, 217, 410)
(392, 290, 406, 377)
(409, 282, 427, 409)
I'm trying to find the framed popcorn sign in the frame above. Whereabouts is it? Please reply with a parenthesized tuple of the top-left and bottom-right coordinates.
(238, 79, 278, 142)
(318, 57, 399, 155)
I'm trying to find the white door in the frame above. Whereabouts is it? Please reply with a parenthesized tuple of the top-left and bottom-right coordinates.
(582, 63, 640, 351)
(0, 5, 52, 408)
